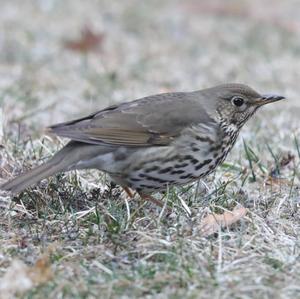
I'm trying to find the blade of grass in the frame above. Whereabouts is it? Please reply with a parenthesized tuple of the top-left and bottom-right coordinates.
(243, 139, 256, 182)
(294, 135, 300, 160)
(266, 141, 280, 176)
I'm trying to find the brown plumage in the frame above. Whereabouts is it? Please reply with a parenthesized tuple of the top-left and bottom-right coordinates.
(1, 83, 284, 204)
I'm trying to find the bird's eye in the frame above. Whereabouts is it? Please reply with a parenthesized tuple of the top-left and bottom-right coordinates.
(231, 96, 245, 107)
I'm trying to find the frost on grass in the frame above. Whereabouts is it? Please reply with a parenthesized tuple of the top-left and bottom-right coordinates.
(0, 0, 300, 298)
(0, 255, 52, 299)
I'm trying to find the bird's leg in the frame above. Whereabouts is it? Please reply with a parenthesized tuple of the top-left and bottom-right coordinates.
(138, 192, 170, 210)
(122, 187, 171, 211)
(123, 186, 135, 198)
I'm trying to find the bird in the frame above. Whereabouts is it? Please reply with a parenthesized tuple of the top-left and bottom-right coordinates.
(1, 83, 284, 207)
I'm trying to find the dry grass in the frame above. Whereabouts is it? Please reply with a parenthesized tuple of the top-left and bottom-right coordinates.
(0, 1, 300, 298)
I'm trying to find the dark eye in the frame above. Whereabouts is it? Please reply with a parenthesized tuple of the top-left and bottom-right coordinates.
(231, 96, 245, 107)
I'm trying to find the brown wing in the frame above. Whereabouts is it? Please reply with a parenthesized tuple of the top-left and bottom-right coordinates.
(48, 91, 214, 147)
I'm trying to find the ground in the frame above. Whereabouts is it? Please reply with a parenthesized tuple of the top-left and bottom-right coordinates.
(0, 0, 300, 298)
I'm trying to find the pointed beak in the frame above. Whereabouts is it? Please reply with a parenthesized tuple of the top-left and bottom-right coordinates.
(254, 94, 285, 106)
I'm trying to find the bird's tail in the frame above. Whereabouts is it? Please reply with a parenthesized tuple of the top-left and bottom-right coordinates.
(1, 160, 66, 194)
(0, 142, 93, 194)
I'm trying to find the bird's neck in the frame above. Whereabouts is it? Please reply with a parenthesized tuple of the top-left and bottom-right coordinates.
(219, 119, 241, 148)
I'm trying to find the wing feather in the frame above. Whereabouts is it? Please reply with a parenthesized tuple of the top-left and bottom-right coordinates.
(48, 91, 214, 147)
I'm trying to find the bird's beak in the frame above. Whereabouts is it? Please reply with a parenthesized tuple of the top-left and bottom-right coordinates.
(254, 94, 285, 107)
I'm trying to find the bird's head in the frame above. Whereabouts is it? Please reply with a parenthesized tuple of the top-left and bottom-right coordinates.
(203, 83, 285, 130)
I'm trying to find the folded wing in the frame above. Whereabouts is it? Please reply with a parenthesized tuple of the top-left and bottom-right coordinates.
(49, 91, 214, 147)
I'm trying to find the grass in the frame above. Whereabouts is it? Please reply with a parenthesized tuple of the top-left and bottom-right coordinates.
(1, 0, 300, 298)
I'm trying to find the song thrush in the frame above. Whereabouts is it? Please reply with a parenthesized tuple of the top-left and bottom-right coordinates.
(1, 84, 284, 206)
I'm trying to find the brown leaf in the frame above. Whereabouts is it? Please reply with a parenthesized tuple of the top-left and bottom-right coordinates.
(265, 176, 291, 187)
(63, 26, 104, 53)
(28, 254, 53, 285)
(200, 206, 247, 237)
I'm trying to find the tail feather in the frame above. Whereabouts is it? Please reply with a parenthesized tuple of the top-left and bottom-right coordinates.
(1, 141, 113, 194)
(1, 141, 79, 194)
(1, 161, 65, 194)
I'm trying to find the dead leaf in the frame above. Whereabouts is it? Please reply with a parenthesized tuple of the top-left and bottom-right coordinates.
(28, 254, 53, 285)
(200, 206, 247, 237)
(265, 176, 291, 187)
(63, 25, 104, 54)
